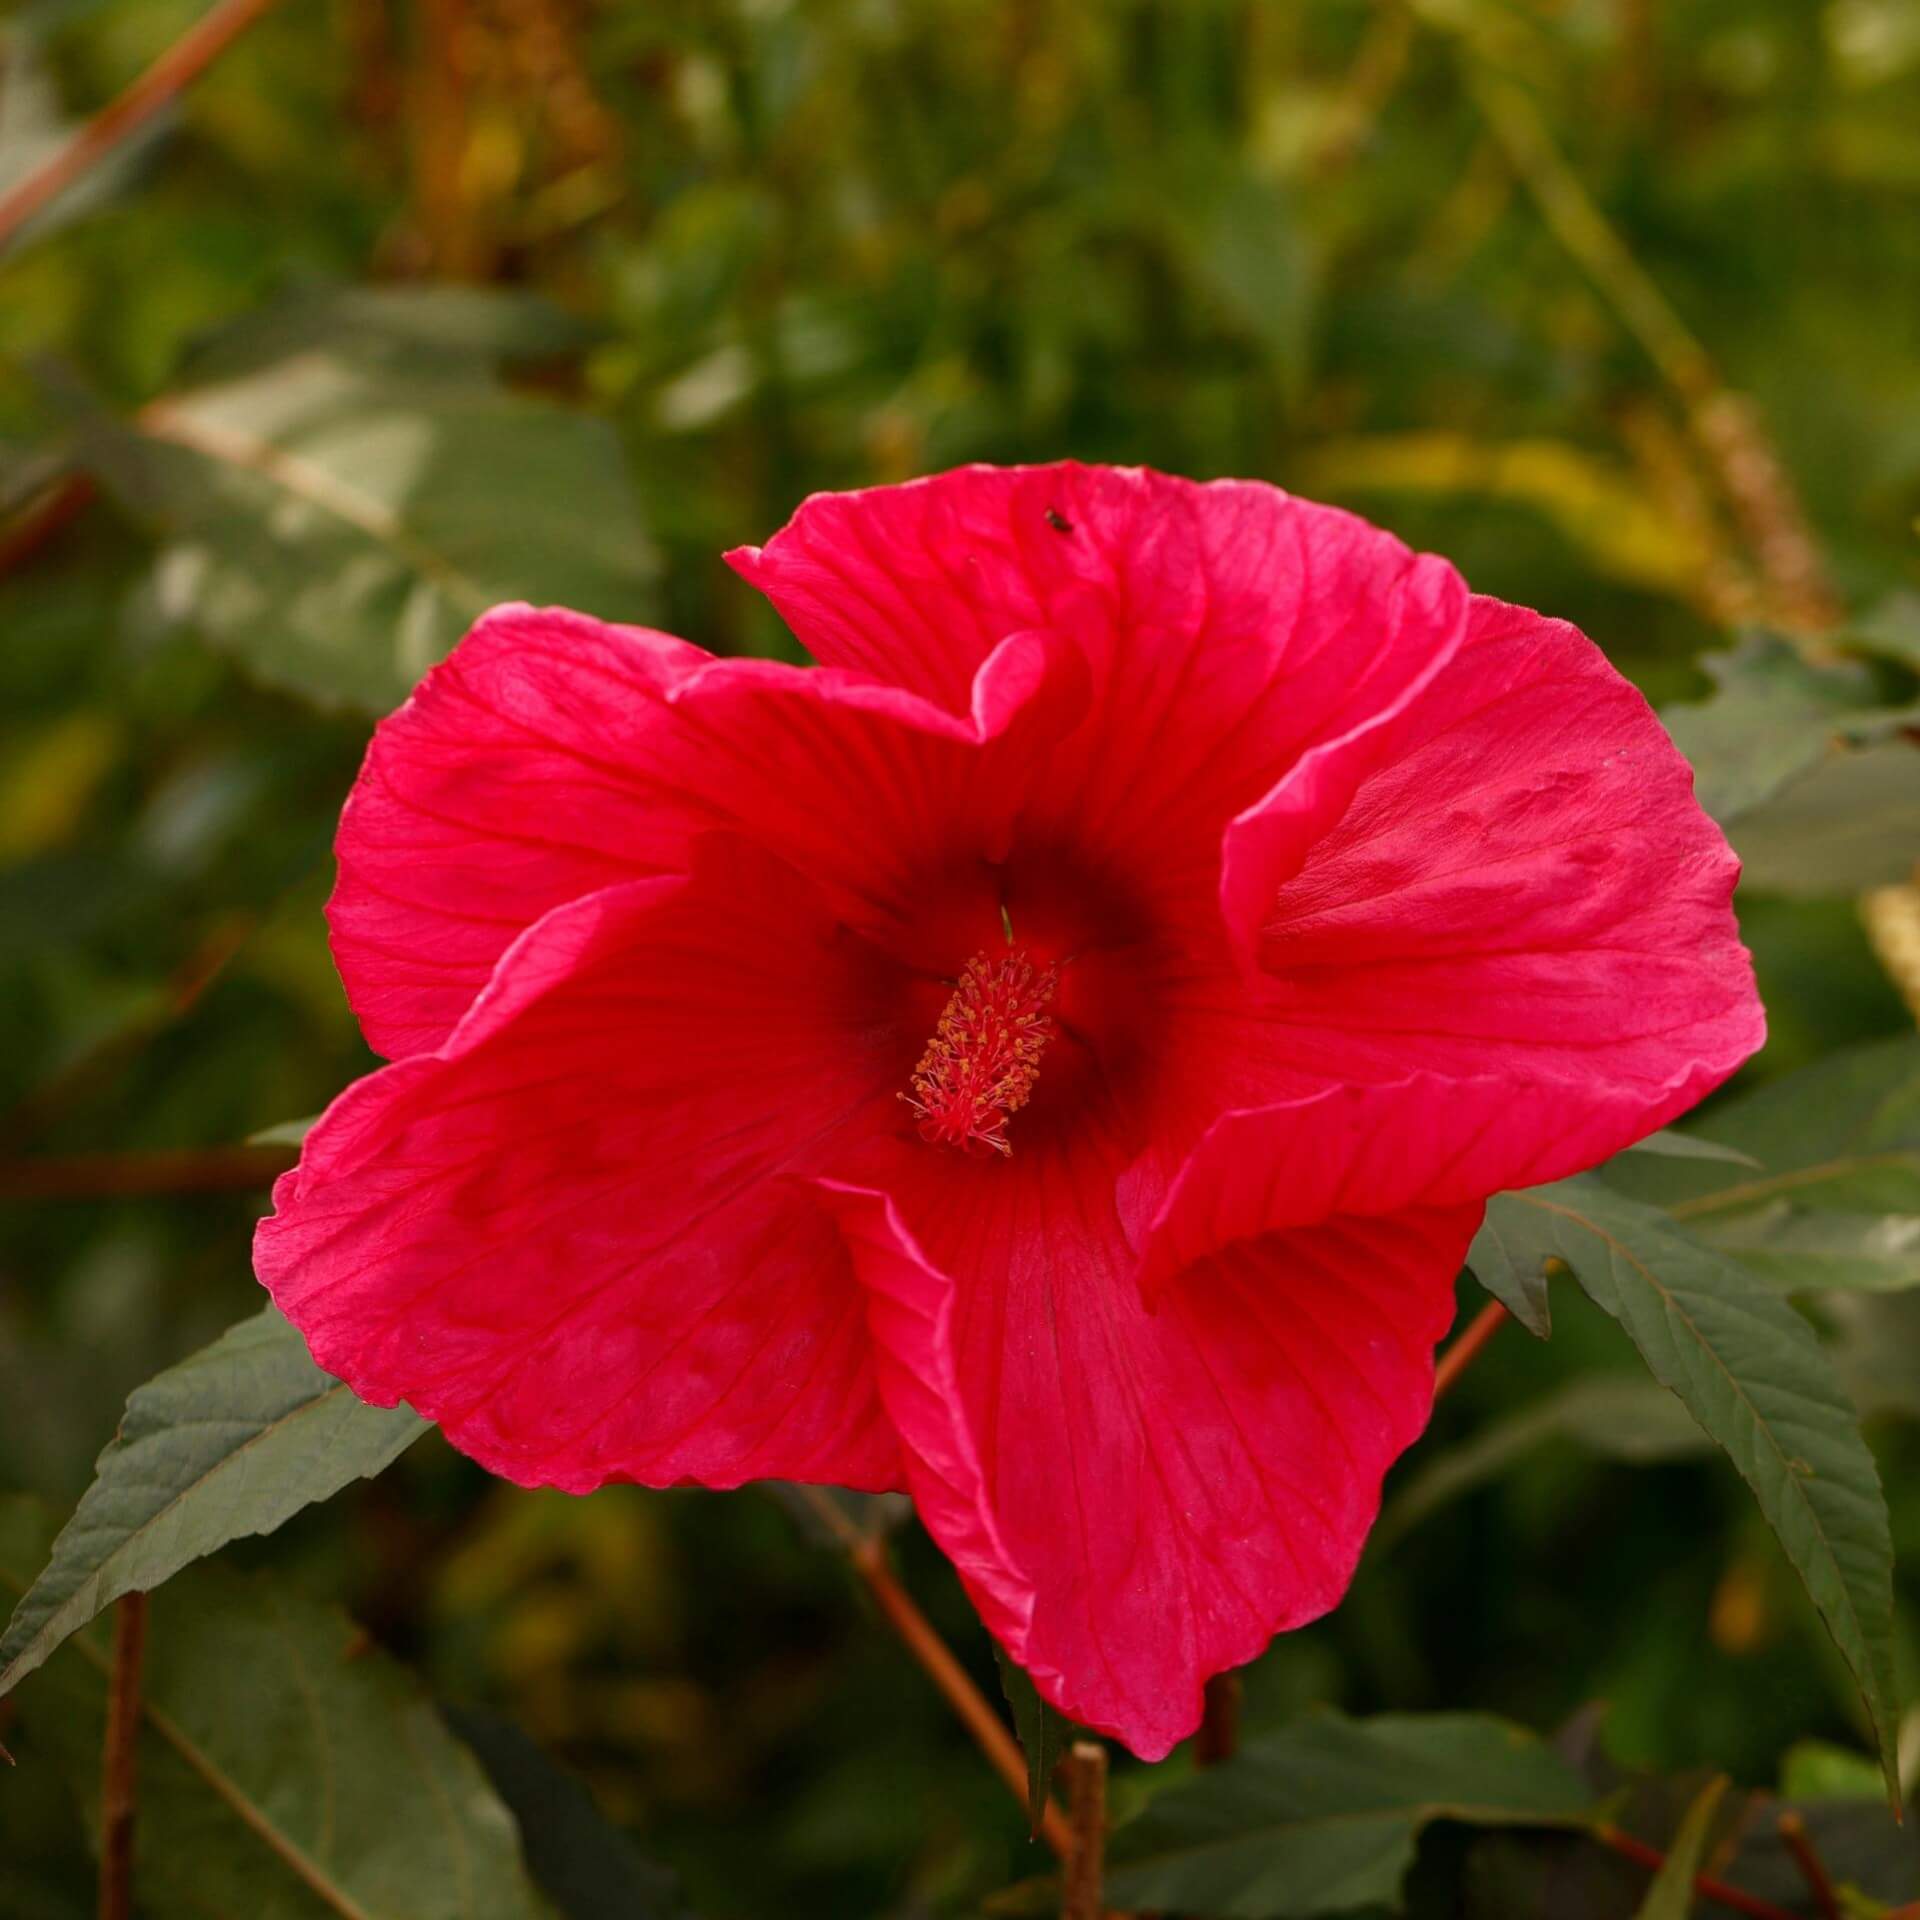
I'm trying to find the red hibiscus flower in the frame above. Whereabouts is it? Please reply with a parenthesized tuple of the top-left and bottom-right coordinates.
(256, 463, 1763, 1756)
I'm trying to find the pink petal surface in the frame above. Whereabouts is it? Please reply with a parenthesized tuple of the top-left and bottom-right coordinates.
(330, 603, 1082, 1058)
(821, 1121, 1471, 1757)
(734, 464, 1471, 926)
(1133, 1075, 1588, 1300)
(263, 837, 906, 1494)
(1238, 593, 1763, 1187)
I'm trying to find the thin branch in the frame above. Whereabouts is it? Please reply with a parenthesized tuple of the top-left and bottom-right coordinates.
(1776, 1812, 1842, 1920)
(787, 1482, 868, 1553)
(1062, 1741, 1109, 1920)
(1433, 1300, 1509, 1401)
(849, 1537, 1074, 1859)
(0, 1145, 295, 1201)
(97, 1593, 149, 1920)
(0, 474, 96, 577)
(1597, 1823, 1800, 1920)
(0, 0, 285, 255)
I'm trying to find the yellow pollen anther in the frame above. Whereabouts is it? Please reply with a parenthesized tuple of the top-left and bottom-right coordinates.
(902, 950, 1057, 1157)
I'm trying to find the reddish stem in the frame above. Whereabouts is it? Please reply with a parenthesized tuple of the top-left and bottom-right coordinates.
(0, 475, 96, 578)
(1597, 1824, 1800, 1920)
(1433, 1299, 1510, 1401)
(0, 1146, 294, 1201)
(850, 1537, 1074, 1860)
(1776, 1812, 1842, 1920)
(97, 1593, 149, 1920)
(1062, 1741, 1109, 1920)
(0, 0, 284, 253)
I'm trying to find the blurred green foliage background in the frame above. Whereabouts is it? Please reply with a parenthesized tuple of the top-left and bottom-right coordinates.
(1, 1, 1918, 1915)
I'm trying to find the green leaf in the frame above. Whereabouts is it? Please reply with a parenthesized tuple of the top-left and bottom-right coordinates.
(1479, 1180, 1902, 1803)
(1695, 1207, 1920, 1294)
(994, 1645, 1071, 1836)
(1729, 740, 1920, 897)
(1466, 1209, 1556, 1337)
(1609, 1035, 1920, 1215)
(1629, 1775, 1726, 1920)
(0, 1499, 550, 1920)
(0, 1307, 426, 1699)
(1659, 632, 1918, 825)
(178, 286, 602, 386)
(1778, 1738, 1887, 1804)
(66, 350, 656, 714)
(1853, 588, 1920, 670)
(1602, 1034, 1920, 1292)
(1373, 1378, 1712, 1555)
(1099, 1709, 1594, 1917)
(1621, 1130, 1759, 1169)
(448, 1708, 692, 1919)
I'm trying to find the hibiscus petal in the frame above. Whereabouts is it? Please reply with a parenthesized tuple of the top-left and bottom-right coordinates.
(1245, 594, 1765, 1182)
(817, 1130, 1472, 1758)
(260, 836, 905, 1495)
(1133, 1076, 1598, 1302)
(732, 464, 1470, 917)
(331, 602, 1083, 1059)
(329, 604, 708, 1060)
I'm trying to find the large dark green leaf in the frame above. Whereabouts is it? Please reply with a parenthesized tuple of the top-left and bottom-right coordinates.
(177, 286, 602, 385)
(1695, 1207, 1920, 1293)
(1729, 740, 1920, 897)
(70, 350, 656, 714)
(1465, 1211, 1556, 1336)
(1660, 633, 1918, 825)
(1602, 1034, 1920, 1292)
(1095, 1710, 1594, 1918)
(0, 1500, 551, 1920)
(0, 1307, 426, 1698)
(1478, 1180, 1902, 1800)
